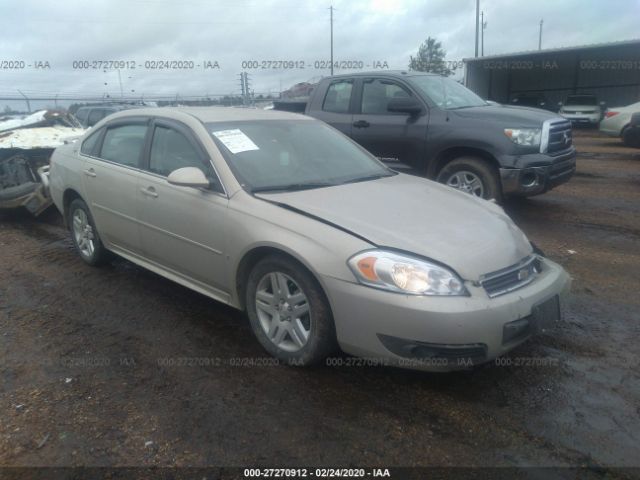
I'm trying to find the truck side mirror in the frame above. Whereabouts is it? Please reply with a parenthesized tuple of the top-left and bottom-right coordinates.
(387, 97, 423, 115)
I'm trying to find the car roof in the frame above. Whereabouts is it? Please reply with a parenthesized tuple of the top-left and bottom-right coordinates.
(105, 106, 312, 123)
(324, 70, 441, 79)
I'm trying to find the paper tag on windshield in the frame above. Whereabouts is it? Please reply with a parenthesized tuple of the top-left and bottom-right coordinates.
(212, 129, 259, 154)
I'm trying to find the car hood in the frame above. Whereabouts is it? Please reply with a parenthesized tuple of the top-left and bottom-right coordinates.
(257, 174, 532, 280)
(451, 104, 562, 125)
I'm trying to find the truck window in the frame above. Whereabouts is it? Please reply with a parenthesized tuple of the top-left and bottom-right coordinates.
(75, 108, 89, 124)
(361, 79, 411, 114)
(87, 109, 106, 127)
(322, 80, 353, 113)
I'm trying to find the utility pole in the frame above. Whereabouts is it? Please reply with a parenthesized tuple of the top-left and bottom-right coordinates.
(244, 72, 251, 106)
(538, 19, 543, 50)
(117, 69, 124, 98)
(17, 90, 30, 113)
(239, 72, 246, 102)
(239, 72, 250, 106)
(474, 0, 479, 57)
(329, 5, 334, 75)
(481, 11, 486, 56)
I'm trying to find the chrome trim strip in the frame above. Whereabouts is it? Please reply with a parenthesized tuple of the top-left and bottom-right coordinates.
(479, 255, 536, 283)
(479, 255, 539, 298)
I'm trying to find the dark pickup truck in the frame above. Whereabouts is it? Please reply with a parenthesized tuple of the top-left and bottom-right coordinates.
(277, 71, 576, 200)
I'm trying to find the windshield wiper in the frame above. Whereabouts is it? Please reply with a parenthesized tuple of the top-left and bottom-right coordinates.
(339, 172, 396, 185)
(251, 182, 335, 193)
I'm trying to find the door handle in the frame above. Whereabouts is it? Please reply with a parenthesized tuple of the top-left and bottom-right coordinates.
(140, 186, 158, 198)
(353, 120, 370, 128)
(83, 168, 96, 177)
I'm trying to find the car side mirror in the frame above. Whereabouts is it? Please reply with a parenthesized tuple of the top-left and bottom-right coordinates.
(167, 167, 210, 188)
(387, 97, 423, 115)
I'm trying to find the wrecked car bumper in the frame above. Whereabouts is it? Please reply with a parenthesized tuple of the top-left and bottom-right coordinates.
(0, 110, 85, 216)
(0, 163, 51, 215)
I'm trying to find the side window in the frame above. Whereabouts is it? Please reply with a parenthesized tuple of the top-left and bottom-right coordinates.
(99, 124, 147, 168)
(87, 109, 105, 127)
(361, 79, 411, 114)
(149, 126, 204, 177)
(322, 80, 353, 113)
(80, 128, 102, 155)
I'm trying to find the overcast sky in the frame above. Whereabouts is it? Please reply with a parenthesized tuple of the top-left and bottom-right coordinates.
(1, 0, 639, 109)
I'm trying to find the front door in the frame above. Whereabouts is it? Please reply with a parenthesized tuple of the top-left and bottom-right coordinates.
(136, 120, 229, 299)
(350, 78, 428, 168)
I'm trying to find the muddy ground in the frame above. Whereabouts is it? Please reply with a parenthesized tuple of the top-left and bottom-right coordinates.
(0, 130, 639, 474)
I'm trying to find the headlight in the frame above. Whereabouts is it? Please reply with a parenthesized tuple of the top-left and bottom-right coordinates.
(348, 250, 467, 296)
(504, 128, 541, 147)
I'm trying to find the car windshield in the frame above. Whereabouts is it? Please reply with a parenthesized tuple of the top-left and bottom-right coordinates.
(566, 95, 597, 105)
(207, 120, 394, 192)
(408, 75, 487, 109)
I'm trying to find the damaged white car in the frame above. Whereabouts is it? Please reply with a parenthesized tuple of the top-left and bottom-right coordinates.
(0, 110, 86, 215)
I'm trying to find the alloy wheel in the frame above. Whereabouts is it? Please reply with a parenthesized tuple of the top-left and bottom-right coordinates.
(72, 208, 95, 258)
(446, 170, 485, 197)
(255, 272, 311, 352)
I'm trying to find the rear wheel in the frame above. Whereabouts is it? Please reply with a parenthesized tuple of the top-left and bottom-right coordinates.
(622, 126, 640, 148)
(246, 255, 337, 366)
(436, 156, 502, 201)
(68, 198, 108, 266)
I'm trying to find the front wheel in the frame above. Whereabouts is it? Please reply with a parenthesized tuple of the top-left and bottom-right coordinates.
(246, 255, 337, 366)
(436, 157, 502, 202)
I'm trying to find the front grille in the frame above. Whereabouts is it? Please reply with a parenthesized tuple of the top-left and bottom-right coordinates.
(480, 256, 541, 298)
(563, 109, 597, 114)
(547, 120, 573, 154)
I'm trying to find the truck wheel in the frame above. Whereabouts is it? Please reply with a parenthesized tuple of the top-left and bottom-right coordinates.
(68, 198, 108, 266)
(436, 157, 502, 201)
(246, 255, 337, 366)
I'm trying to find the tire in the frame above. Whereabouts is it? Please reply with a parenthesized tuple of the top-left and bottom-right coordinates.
(436, 156, 502, 202)
(622, 126, 640, 148)
(246, 255, 337, 366)
(67, 198, 108, 266)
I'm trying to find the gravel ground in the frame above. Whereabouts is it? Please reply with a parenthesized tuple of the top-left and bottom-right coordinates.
(0, 130, 638, 475)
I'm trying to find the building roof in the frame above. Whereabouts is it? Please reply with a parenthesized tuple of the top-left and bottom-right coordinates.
(464, 38, 640, 62)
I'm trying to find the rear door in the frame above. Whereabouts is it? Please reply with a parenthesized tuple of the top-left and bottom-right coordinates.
(350, 77, 428, 167)
(136, 119, 229, 299)
(307, 78, 355, 137)
(81, 118, 150, 255)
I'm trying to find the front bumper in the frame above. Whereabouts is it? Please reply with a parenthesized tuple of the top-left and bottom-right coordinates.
(323, 257, 571, 371)
(561, 112, 600, 125)
(499, 148, 576, 196)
